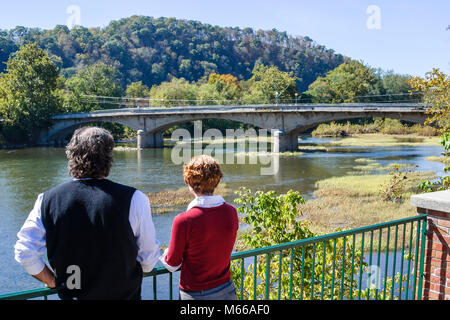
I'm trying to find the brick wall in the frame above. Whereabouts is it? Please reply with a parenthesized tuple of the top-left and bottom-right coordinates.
(415, 205, 450, 300)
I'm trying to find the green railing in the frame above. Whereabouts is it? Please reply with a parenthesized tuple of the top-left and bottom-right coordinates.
(0, 214, 427, 300)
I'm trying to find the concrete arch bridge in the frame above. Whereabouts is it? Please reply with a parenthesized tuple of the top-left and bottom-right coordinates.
(39, 103, 428, 152)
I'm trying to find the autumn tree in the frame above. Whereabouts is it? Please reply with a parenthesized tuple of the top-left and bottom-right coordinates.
(196, 73, 243, 105)
(409, 68, 449, 133)
(410, 69, 450, 191)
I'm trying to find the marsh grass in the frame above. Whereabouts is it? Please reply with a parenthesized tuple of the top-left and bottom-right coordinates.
(355, 158, 376, 163)
(351, 160, 417, 173)
(147, 183, 230, 214)
(297, 145, 329, 152)
(301, 171, 436, 251)
(393, 137, 424, 143)
(353, 163, 385, 172)
(323, 134, 440, 147)
(426, 155, 450, 164)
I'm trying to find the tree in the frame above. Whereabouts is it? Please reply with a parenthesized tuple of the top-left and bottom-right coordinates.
(306, 61, 378, 103)
(409, 68, 449, 133)
(411, 69, 449, 192)
(125, 81, 150, 98)
(0, 42, 62, 143)
(208, 73, 242, 100)
(0, 16, 345, 91)
(149, 78, 197, 107)
(64, 62, 123, 112)
(243, 64, 297, 104)
(382, 73, 412, 96)
(196, 73, 243, 105)
(0, 35, 18, 74)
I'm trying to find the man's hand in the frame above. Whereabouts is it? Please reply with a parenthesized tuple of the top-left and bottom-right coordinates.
(32, 265, 56, 289)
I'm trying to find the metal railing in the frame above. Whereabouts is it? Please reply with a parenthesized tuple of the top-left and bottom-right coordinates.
(78, 93, 424, 109)
(0, 214, 427, 300)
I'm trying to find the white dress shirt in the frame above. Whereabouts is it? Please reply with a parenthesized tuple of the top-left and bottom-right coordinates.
(159, 195, 225, 272)
(14, 185, 161, 275)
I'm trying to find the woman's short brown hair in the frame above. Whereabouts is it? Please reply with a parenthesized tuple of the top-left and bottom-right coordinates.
(66, 127, 115, 179)
(183, 155, 223, 195)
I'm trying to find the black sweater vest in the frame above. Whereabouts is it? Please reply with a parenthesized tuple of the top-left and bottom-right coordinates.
(41, 179, 142, 300)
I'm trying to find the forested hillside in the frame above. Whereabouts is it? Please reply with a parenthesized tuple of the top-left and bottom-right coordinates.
(0, 15, 345, 91)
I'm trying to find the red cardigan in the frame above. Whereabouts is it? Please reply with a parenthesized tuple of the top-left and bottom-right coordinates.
(164, 203, 239, 291)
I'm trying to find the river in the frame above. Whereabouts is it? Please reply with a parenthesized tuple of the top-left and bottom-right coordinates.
(0, 135, 445, 296)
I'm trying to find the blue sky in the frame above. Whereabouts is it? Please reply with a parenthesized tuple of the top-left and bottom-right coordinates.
(0, 0, 448, 76)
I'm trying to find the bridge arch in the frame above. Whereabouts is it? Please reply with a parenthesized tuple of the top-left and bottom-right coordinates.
(285, 111, 426, 136)
(139, 115, 267, 149)
(145, 114, 268, 135)
(42, 118, 140, 144)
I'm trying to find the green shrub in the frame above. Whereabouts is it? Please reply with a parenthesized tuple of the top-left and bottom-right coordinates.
(231, 188, 365, 300)
(418, 133, 450, 192)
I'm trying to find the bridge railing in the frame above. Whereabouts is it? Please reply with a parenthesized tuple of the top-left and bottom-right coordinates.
(77, 94, 424, 110)
(0, 214, 427, 300)
(54, 103, 426, 119)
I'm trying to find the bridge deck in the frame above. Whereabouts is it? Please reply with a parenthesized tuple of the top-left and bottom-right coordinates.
(53, 103, 426, 120)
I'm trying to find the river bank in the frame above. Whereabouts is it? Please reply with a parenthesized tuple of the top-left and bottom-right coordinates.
(320, 134, 440, 148)
(301, 170, 435, 234)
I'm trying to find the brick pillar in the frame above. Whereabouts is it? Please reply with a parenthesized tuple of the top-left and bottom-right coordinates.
(411, 190, 450, 300)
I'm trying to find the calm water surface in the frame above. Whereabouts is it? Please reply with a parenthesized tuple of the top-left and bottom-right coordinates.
(0, 135, 445, 295)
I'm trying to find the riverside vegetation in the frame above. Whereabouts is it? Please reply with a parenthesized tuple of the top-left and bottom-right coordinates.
(230, 187, 421, 300)
(311, 118, 438, 138)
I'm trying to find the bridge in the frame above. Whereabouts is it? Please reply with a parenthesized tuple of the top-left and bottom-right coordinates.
(40, 103, 428, 152)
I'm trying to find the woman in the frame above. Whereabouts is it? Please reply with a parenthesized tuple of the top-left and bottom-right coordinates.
(160, 155, 239, 300)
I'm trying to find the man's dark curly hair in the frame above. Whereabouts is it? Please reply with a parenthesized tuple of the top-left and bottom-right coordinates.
(66, 127, 115, 179)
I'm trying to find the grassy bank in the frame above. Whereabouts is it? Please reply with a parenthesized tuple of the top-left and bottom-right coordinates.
(299, 170, 436, 251)
(300, 170, 435, 249)
(322, 134, 440, 147)
(426, 155, 450, 164)
(147, 183, 230, 214)
(348, 159, 417, 174)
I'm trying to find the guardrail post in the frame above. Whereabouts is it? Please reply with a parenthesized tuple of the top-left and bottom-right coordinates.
(411, 190, 450, 300)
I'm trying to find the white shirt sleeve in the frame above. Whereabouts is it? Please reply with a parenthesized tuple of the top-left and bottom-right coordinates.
(14, 193, 47, 276)
(159, 248, 182, 272)
(129, 190, 161, 273)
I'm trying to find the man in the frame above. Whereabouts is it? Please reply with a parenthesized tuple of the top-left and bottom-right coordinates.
(14, 127, 160, 300)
